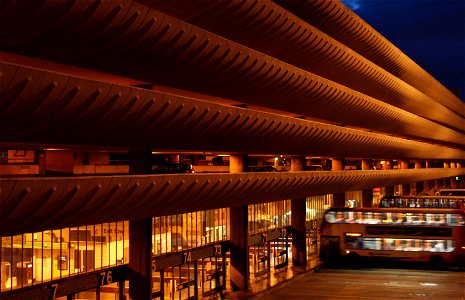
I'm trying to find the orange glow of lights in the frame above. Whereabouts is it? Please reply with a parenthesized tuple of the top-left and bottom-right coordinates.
(345, 232, 361, 237)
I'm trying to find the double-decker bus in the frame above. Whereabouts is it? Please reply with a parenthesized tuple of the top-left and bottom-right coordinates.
(379, 195, 465, 209)
(319, 207, 465, 268)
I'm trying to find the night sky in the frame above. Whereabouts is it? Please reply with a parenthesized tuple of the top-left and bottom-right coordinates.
(340, 0, 465, 101)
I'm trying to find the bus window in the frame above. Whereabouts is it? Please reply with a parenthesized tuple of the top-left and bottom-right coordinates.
(363, 238, 382, 250)
(379, 195, 464, 209)
(410, 239, 423, 251)
(383, 239, 396, 250)
(450, 214, 465, 225)
(433, 241, 446, 252)
(324, 211, 337, 223)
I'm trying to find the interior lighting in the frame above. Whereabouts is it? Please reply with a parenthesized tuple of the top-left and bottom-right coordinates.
(420, 283, 438, 287)
(345, 232, 361, 237)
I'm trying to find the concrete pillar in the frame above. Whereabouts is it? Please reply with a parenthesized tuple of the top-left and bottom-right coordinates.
(424, 161, 433, 193)
(129, 150, 152, 174)
(361, 159, 372, 171)
(229, 154, 249, 291)
(443, 178, 448, 189)
(129, 218, 153, 300)
(382, 160, 395, 196)
(332, 158, 344, 171)
(361, 190, 373, 208)
(230, 206, 249, 291)
(37, 150, 46, 175)
(400, 160, 409, 170)
(230, 154, 247, 173)
(128, 150, 153, 300)
(384, 185, 395, 196)
(332, 158, 345, 207)
(382, 160, 392, 170)
(434, 179, 441, 192)
(399, 160, 411, 196)
(438, 162, 448, 189)
(450, 162, 457, 188)
(291, 156, 305, 172)
(442, 162, 450, 188)
(361, 159, 373, 207)
(414, 161, 424, 195)
(290, 156, 307, 267)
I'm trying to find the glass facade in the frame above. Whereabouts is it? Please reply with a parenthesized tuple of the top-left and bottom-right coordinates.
(153, 208, 230, 256)
(306, 194, 333, 223)
(1, 221, 129, 292)
(248, 200, 291, 235)
(152, 208, 229, 300)
(306, 195, 333, 256)
(2, 197, 344, 297)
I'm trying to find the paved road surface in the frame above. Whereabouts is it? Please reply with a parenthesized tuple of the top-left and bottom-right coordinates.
(253, 267, 465, 299)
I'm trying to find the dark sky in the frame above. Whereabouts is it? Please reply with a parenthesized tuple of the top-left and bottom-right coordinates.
(340, 0, 465, 101)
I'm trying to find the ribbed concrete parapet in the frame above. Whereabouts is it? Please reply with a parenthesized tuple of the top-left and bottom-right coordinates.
(1, 168, 464, 236)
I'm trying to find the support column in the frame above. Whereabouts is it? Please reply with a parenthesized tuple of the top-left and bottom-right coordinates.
(382, 160, 395, 196)
(229, 154, 249, 291)
(230, 154, 247, 173)
(415, 161, 424, 195)
(434, 179, 441, 193)
(443, 162, 450, 188)
(450, 162, 457, 188)
(382, 160, 392, 170)
(400, 160, 411, 196)
(361, 159, 372, 171)
(456, 162, 464, 188)
(290, 156, 307, 267)
(129, 218, 152, 300)
(361, 159, 373, 207)
(37, 150, 46, 175)
(128, 150, 153, 300)
(129, 150, 153, 174)
(424, 161, 434, 193)
(332, 158, 345, 207)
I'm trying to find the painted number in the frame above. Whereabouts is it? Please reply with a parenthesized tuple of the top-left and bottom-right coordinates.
(100, 270, 113, 286)
(214, 244, 222, 255)
(50, 283, 59, 298)
(184, 252, 192, 263)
